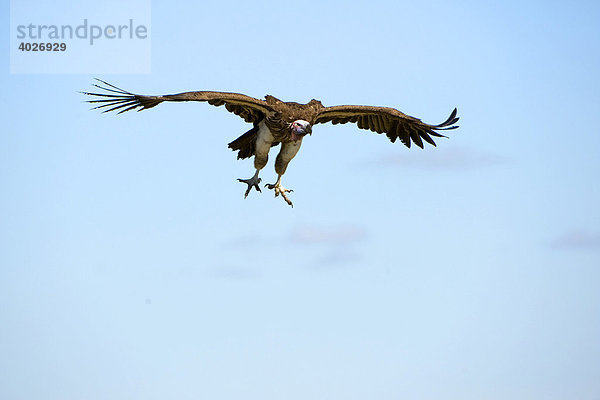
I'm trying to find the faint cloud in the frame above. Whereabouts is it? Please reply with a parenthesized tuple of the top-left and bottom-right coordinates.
(378, 147, 507, 171)
(551, 229, 600, 250)
(289, 223, 367, 269)
(219, 224, 368, 272)
(316, 248, 363, 268)
(289, 223, 366, 244)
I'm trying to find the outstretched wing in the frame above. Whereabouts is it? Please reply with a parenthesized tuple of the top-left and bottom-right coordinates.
(314, 105, 459, 148)
(82, 79, 272, 123)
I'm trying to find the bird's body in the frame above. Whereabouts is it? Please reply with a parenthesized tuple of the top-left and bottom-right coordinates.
(254, 121, 303, 176)
(83, 80, 459, 207)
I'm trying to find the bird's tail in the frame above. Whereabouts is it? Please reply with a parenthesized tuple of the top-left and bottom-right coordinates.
(228, 123, 260, 160)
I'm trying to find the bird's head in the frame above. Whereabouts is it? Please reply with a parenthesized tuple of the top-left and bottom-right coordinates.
(290, 120, 312, 141)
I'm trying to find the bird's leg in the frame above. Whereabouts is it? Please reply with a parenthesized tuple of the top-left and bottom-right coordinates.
(265, 174, 294, 208)
(237, 169, 262, 198)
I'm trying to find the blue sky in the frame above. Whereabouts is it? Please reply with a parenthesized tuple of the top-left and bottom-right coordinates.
(1, 0, 600, 399)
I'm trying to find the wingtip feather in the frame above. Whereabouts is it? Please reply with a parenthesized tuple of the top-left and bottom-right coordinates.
(82, 79, 150, 114)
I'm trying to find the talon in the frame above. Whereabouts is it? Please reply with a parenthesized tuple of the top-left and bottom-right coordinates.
(265, 179, 294, 207)
(238, 172, 262, 198)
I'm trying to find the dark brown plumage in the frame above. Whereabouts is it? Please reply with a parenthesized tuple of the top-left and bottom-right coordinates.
(82, 79, 459, 207)
(83, 79, 458, 148)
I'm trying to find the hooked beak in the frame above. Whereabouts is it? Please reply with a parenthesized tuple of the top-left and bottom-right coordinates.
(291, 121, 312, 140)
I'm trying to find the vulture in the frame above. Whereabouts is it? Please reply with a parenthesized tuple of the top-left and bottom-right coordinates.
(83, 79, 459, 207)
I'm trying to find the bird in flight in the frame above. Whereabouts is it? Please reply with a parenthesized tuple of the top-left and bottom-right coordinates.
(83, 79, 459, 207)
